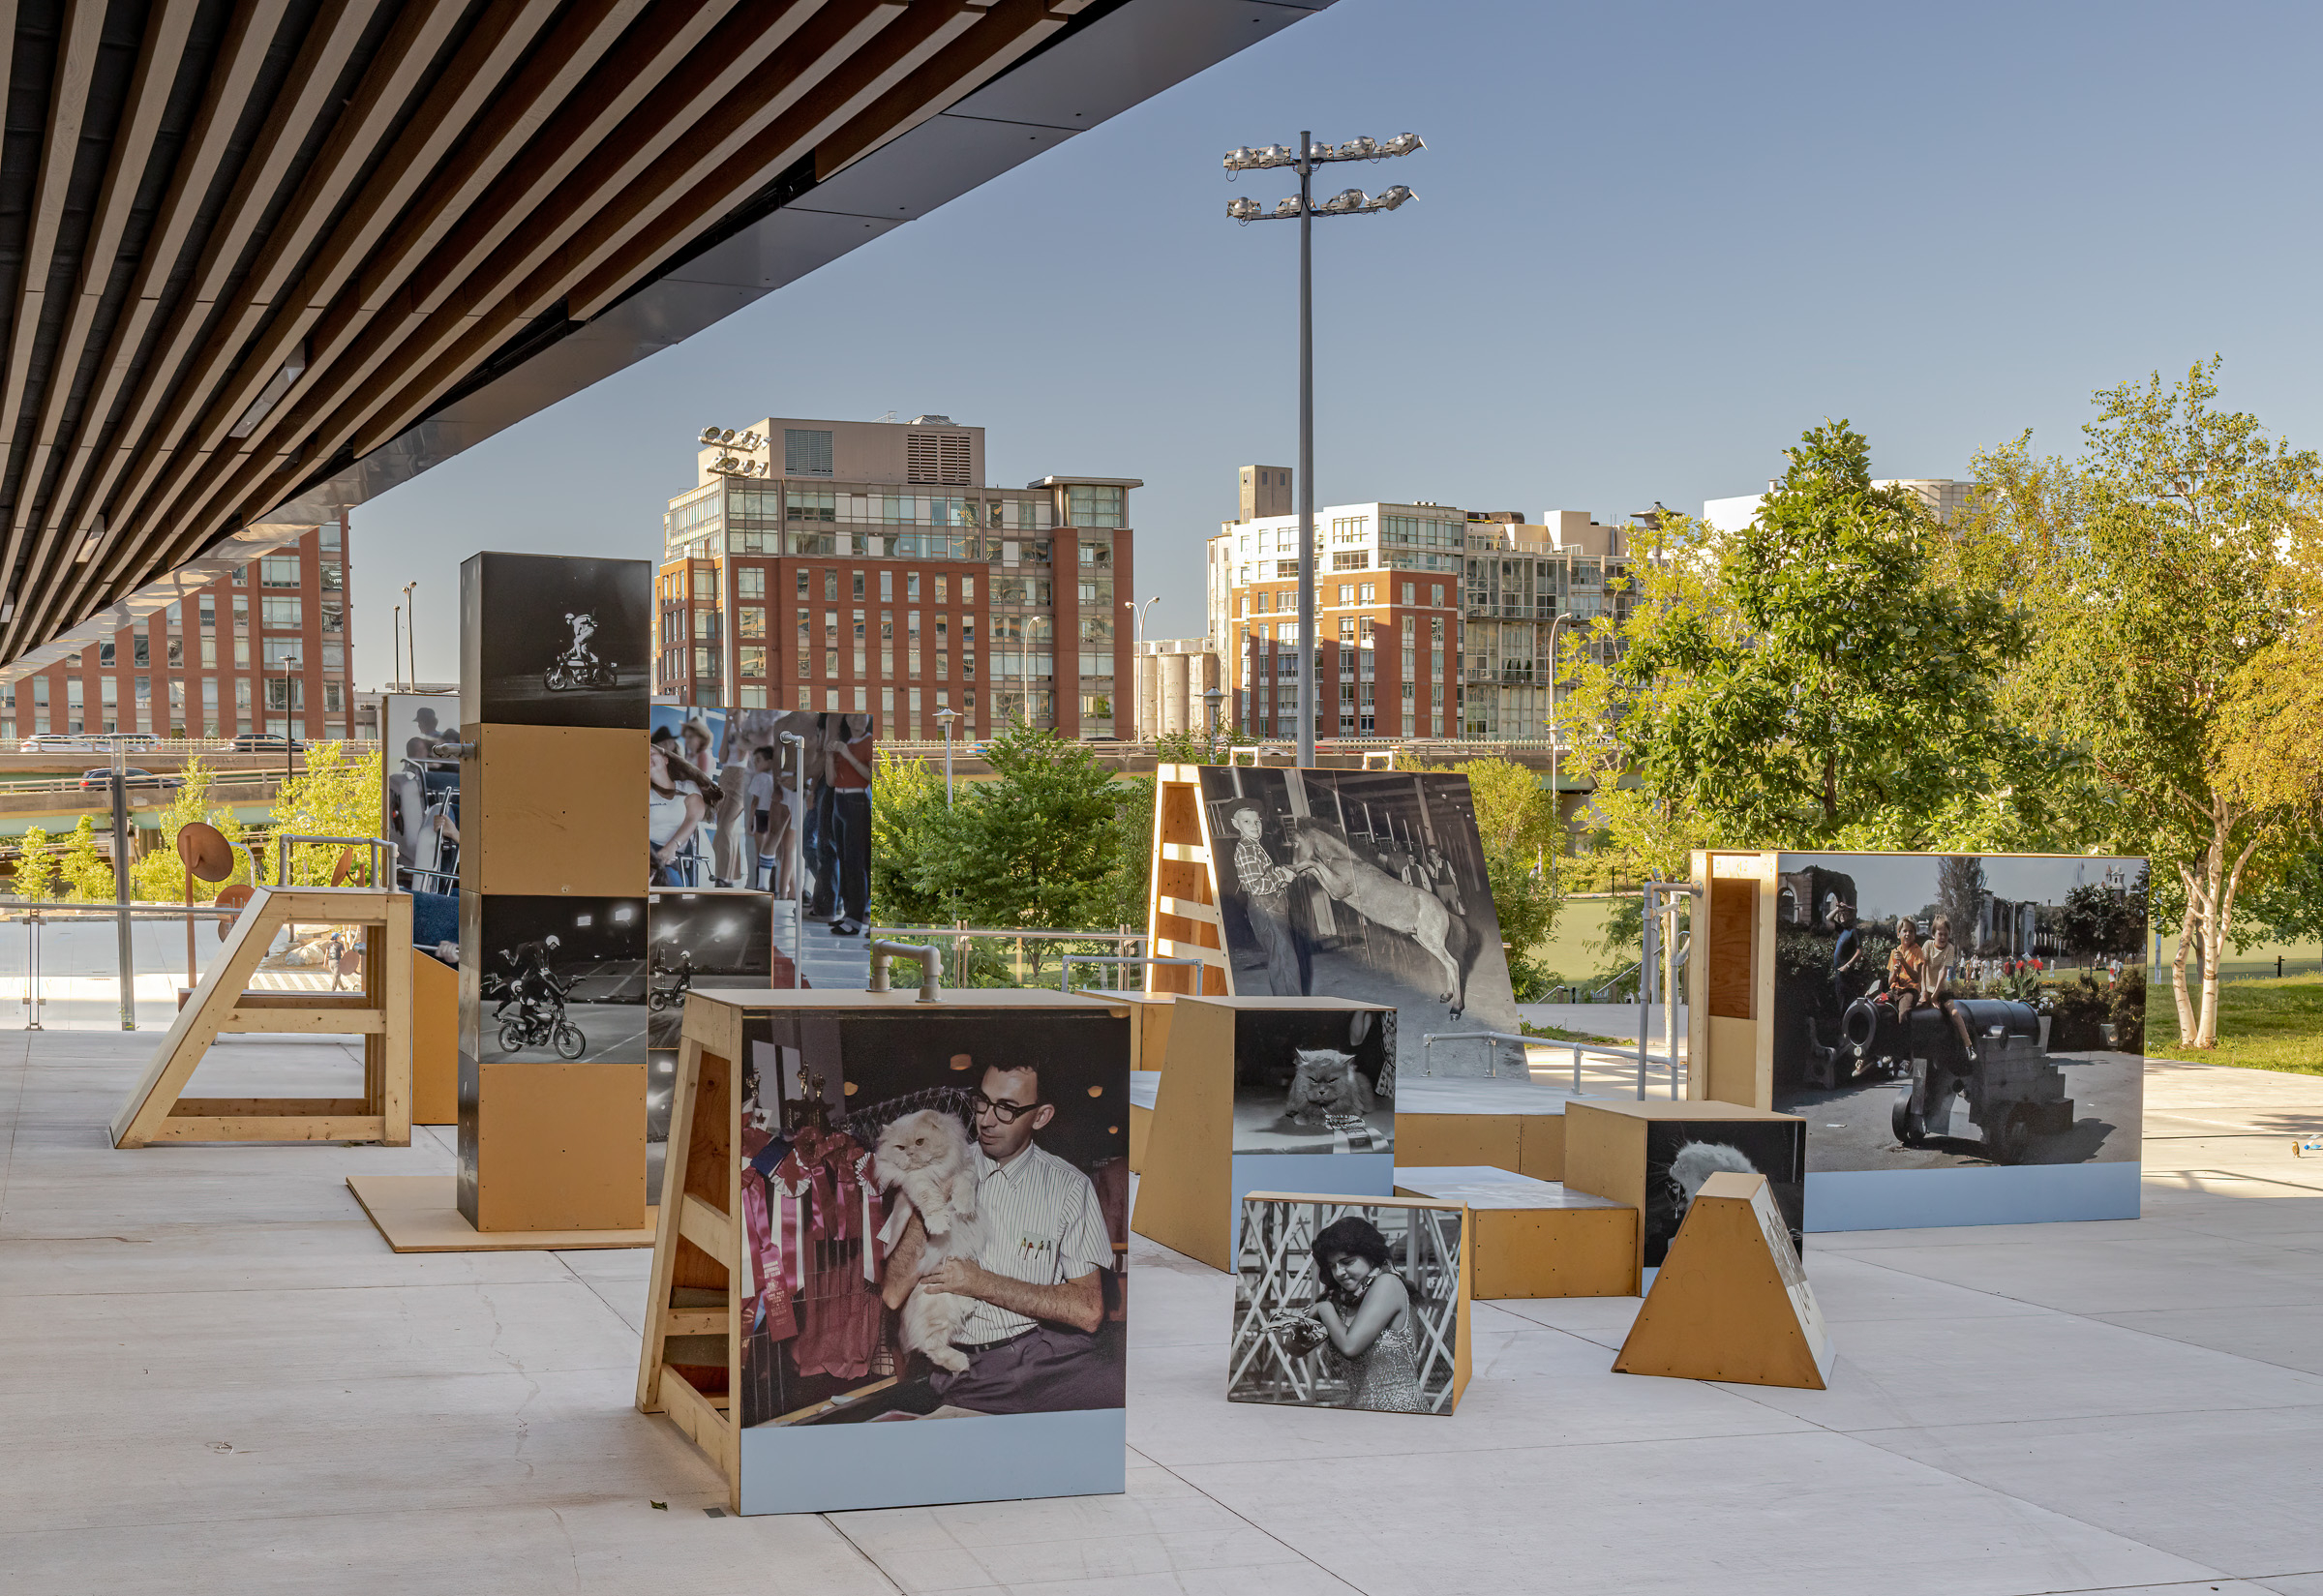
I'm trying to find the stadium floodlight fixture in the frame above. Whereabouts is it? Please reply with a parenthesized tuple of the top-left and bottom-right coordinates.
(1219, 127, 1425, 766)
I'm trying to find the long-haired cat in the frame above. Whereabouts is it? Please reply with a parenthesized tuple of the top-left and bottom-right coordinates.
(871, 1108, 984, 1372)
(1284, 1046, 1375, 1127)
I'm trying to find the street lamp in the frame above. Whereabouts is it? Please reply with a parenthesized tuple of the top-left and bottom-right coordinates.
(934, 707, 961, 804)
(401, 581, 416, 689)
(1203, 684, 1223, 747)
(1225, 131, 1422, 767)
(1539, 611, 1582, 895)
(1124, 595, 1159, 739)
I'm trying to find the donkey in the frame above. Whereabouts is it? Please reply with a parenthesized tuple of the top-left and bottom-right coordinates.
(1289, 820, 1469, 1016)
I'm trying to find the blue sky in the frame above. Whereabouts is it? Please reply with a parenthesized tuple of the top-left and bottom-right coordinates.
(352, 0, 2323, 682)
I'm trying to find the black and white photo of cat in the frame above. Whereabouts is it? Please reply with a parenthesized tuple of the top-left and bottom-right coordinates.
(1232, 1006, 1396, 1155)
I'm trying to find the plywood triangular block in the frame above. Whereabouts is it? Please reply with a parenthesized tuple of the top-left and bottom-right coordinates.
(1614, 1171, 1833, 1389)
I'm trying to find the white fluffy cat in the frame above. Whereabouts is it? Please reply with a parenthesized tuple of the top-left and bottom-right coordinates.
(871, 1108, 985, 1373)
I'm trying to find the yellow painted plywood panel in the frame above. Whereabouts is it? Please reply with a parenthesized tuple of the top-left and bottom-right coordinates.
(411, 949, 459, 1125)
(475, 724, 649, 897)
(473, 1058, 648, 1232)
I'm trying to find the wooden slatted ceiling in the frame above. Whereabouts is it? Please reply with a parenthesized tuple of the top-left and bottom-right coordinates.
(0, 0, 1077, 664)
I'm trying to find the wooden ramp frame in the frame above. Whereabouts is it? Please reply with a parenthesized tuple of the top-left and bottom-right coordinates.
(1614, 1171, 1835, 1390)
(1144, 764, 1232, 996)
(636, 992, 742, 1512)
(110, 887, 413, 1148)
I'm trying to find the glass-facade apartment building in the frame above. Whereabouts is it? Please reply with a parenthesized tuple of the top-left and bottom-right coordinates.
(656, 415, 1137, 739)
(0, 517, 353, 742)
(1207, 481, 1639, 740)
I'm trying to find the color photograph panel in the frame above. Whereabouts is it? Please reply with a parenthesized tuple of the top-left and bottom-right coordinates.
(1770, 853, 2148, 1172)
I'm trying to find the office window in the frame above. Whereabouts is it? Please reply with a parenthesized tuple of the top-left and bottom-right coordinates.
(235, 679, 252, 709)
(261, 596, 301, 627)
(935, 575, 949, 603)
(235, 636, 250, 668)
(1361, 583, 1376, 603)
(134, 636, 150, 666)
(738, 567, 766, 600)
(1402, 583, 1415, 605)
(960, 576, 975, 603)
(692, 611, 718, 641)
(1337, 585, 1353, 606)
(232, 595, 248, 632)
(906, 572, 920, 601)
(740, 646, 768, 678)
(264, 639, 302, 665)
(323, 681, 344, 713)
(880, 571, 893, 602)
(1066, 485, 1124, 527)
(200, 638, 216, 669)
(797, 570, 810, 598)
(739, 607, 765, 639)
(1431, 584, 1444, 606)
(852, 571, 865, 601)
(260, 555, 299, 587)
(691, 568, 717, 602)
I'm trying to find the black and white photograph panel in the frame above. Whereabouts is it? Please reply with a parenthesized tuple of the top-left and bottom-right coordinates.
(465, 552, 651, 728)
(1195, 766, 1521, 1075)
(1231, 1005, 1395, 1155)
(735, 1007, 1131, 1431)
(382, 693, 460, 893)
(475, 895, 648, 1065)
(647, 889, 773, 1052)
(1640, 1119, 1806, 1269)
(711, 707, 822, 895)
(1231, 1197, 1462, 1416)
(1770, 853, 2149, 1173)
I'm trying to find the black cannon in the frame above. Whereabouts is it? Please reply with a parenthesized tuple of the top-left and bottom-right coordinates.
(1812, 995, 2072, 1164)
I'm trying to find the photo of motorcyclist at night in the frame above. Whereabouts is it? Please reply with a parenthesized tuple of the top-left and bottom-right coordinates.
(491, 933, 585, 1059)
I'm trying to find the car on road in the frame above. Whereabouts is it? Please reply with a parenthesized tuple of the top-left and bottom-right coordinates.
(228, 733, 305, 753)
(16, 734, 106, 754)
(77, 768, 182, 791)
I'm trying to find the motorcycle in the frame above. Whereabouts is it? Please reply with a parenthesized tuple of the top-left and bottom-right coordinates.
(490, 972, 587, 1059)
(544, 646, 618, 692)
(648, 963, 692, 1012)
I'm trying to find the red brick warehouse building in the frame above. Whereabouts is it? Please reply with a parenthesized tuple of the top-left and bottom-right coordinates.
(655, 415, 1136, 740)
(0, 517, 353, 743)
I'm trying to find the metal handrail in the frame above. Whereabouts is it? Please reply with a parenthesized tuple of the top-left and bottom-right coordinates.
(274, 833, 397, 888)
(1057, 953, 1198, 993)
(867, 940, 940, 1002)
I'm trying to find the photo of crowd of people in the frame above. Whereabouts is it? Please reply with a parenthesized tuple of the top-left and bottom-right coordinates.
(1771, 853, 2148, 1171)
(1198, 768, 1519, 1076)
(649, 707, 874, 937)
(1230, 1197, 1463, 1416)
(736, 1007, 1131, 1430)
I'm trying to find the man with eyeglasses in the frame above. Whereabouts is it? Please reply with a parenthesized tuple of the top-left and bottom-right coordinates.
(879, 1060, 1120, 1414)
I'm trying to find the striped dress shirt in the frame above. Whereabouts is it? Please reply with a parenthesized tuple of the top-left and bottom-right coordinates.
(959, 1139, 1113, 1344)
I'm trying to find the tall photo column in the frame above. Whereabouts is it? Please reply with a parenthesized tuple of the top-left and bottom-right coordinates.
(458, 554, 654, 1231)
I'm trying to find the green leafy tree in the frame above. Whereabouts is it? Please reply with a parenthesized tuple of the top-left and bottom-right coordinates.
(14, 825, 58, 901)
(128, 757, 250, 902)
(869, 749, 953, 929)
(1954, 359, 2323, 1045)
(1415, 758, 1563, 998)
(1556, 422, 2051, 892)
(914, 724, 1136, 932)
(265, 742, 385, 886)
(1154, 723, 1253, 764)
(56, 815, 116, 902)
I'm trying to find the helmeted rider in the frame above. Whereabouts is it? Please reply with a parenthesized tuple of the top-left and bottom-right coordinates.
(496, 933, 563, 1030)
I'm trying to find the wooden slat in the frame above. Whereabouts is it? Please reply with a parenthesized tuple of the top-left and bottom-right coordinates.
(216, 1006, 386, 1035)
(1158, 894, 1220, 925)
(658, 1366, 733, 1453)
(662, 1308, 731, 1336)
(144, 1115, 387, 1143)
(169, 1098, 369, 1115)
(679, 1192, 733, 1259)
(0, 0, 111, 592)
(6, 0, 200, 593)
(1153, 938, 1229, 969)
(1162, 844, 1211, 864)
(6, 0, 288, 653)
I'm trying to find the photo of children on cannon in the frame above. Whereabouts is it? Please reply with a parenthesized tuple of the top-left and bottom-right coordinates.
(466, 551, 650, 728)
(1772, 853, 2147, 1171)
(472, 895, 648, 1065)
(1230, 1196, 1463, 1416)
(648, 706, 873, 935)
(1642, 1119, 1805, 1268)
(1197, 768, 1521, 1073)
(736, 1008, 1131, 1430)
(1230, 1005, 1396, 1156)
(383, 694, 460, 895)
(646, 890, 772, 1145)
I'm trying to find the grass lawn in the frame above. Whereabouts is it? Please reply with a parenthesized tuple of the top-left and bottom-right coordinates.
(2151, 975, 2323, 1074)
(1520, 1018, 1632, 1046)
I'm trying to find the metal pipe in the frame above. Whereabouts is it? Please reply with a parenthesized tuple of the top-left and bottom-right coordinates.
(1057, 952, 1200, 993)
(109, 739, 134, 1031)
(1296, 128, 1314, 768)
(777, 731, 806, 986)
(1420, 1028, 1541, 1080)
(867, 939, 940, 1003)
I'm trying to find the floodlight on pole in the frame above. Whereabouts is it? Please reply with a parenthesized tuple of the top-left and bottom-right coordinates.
(1222, 129, 1423, 767)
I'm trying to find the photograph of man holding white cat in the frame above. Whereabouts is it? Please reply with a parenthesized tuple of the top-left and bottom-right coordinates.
(737, 1008, 1129, 1430)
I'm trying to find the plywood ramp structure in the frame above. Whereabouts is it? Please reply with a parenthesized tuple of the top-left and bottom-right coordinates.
(1614, 1172, 1834, 1389)
(1130, 998, 1237, 1268)
(1144, 764, 1230, 997)
(110, 888, 412, 1149)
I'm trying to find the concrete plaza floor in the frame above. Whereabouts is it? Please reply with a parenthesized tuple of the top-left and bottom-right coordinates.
(8, 1034, 2323, 1595)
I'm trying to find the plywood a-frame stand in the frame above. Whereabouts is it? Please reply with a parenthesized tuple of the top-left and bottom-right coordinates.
(1614, 1171, 1834, 1389)
(110, 887, 412, 1148)
(1143, 764, 1232, 996)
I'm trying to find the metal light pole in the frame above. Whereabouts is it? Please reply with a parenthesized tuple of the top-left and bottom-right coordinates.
(280, 656, 300, 800)
(1225, 131, 1422, 767)
(391, 605, 401, 692)
(1124, 595, 1159, 740)
(934, 708, 960, 804)
(1543, 610, 1580, 896)
(401, 581, 416, 689)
